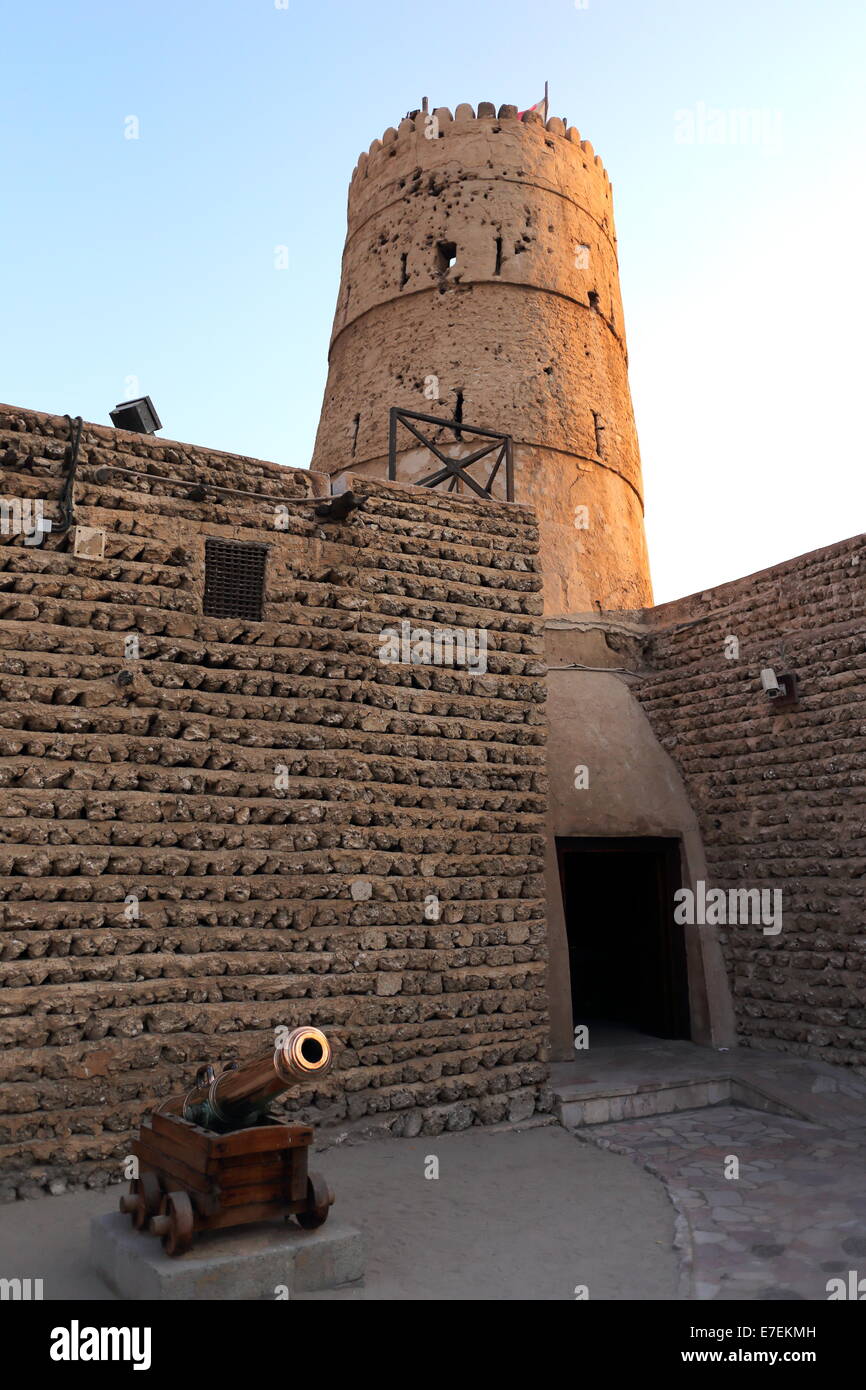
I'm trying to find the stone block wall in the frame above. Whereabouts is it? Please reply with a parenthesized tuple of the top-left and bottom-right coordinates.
(634, 536, 865, 1068)
(0, 404, 549, 1197)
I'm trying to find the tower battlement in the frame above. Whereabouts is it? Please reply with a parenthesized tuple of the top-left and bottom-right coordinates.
(351, 103, 612, 193)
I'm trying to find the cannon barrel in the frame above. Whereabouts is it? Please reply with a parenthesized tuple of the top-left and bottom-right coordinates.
(159, 1027, 332, 1133)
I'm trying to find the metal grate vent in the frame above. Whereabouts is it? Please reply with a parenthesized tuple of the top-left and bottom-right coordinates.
(203, 538, 268, 620)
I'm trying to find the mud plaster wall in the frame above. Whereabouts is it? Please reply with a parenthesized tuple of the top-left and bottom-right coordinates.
(542, 660, 736, 1061)
(633, 536, 866, 1070)
(310, 102, 653, 616)
(0, 404, 549, 1198)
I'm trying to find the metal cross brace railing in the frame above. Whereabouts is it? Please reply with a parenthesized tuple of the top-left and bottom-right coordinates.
(387, 407, 514, 501)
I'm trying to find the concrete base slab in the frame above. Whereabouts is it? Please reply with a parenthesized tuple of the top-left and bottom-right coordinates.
(91, 1211, 365, 1300)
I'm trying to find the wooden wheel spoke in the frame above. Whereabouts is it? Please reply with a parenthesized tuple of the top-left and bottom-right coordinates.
(296, 1170, 334, 1230)
(121, 1171, 162, 1230)
(160, 1189, 195, 1255)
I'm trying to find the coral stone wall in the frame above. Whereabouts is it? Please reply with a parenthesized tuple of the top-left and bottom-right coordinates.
(634, 536, 866, 1068)
(311, 102, 653, 616)
(0, 404, 549, 1198)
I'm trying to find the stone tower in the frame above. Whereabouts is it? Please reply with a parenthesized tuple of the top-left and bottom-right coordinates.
(310, 101, 653, 614)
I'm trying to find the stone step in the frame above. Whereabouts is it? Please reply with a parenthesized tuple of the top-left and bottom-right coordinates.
(556, 1076, 809, 1129)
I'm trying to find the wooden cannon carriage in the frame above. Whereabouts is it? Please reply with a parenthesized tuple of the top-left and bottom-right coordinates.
(120, 1027, 334, 1256)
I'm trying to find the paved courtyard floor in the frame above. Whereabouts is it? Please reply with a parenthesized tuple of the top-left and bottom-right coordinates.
(0, 1124, 680, 1301)
(582, 1106, 866, 1301)
(555, 1033, 866, 1301)
(3, 1037, 864, 1300)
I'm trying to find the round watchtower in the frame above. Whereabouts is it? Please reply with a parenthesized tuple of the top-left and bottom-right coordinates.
(310, 101, 653, 614)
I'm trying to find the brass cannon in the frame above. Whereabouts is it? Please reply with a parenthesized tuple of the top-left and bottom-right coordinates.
(120, 1028, 335, 1255)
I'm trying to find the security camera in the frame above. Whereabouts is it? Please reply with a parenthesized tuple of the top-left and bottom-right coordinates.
(760, 668, 783, 698)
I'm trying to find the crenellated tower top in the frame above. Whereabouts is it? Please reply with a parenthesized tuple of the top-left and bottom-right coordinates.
(351, 102, 612, 189)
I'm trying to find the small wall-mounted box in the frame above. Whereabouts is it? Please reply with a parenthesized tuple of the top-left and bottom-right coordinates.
(110, 396, 162, 435)
(73, 526, 106, 560)
(760, 668, 800, 711)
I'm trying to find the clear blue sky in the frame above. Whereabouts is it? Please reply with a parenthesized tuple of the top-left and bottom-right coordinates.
(2, 0, 864, 600)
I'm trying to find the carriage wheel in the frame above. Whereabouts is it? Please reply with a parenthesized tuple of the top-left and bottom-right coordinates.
(154, 1189, 195, 1256)
(296, 1171, 334, 1230)
(119, 1171, 162, 1231)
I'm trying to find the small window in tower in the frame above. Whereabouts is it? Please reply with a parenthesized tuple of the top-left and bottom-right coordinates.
(436, 241, 457, 272)
(203, 539, 268, 621)
(453, 390, 464, 440)
(588, 289, 600, 310)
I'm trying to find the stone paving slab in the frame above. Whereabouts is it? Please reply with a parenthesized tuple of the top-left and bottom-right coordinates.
(577, 1104, 866, 1301)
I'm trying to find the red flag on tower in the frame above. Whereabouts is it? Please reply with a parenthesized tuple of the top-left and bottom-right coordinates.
(518, 83, 549, 122)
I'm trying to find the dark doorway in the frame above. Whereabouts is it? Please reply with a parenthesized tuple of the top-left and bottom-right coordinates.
(556, 837, 690, 1040)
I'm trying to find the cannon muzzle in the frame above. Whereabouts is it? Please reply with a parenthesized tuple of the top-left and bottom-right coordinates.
(160, 1027, 332, 1133)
